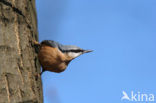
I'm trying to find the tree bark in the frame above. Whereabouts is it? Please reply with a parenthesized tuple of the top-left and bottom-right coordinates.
(0, 0, 43, 103)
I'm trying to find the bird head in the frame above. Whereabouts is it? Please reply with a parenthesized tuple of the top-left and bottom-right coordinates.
(40, 40, 93, 60)
(59, 45, 93, 60)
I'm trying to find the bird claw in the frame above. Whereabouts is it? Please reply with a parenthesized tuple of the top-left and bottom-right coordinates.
(31, 40, 40, 45)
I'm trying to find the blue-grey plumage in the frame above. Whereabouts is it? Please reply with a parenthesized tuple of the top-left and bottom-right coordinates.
(38, 40, 92, 74)
(41, 40, 87, 52)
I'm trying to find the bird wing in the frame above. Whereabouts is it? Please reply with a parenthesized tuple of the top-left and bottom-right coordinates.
(41, 40, 59, 48)
(41, 40, 67, 53)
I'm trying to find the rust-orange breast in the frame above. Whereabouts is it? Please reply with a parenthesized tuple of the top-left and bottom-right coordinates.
(38, 45, 68, 73)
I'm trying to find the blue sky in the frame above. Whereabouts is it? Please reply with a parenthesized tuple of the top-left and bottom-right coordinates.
(36, 0, 156, 103)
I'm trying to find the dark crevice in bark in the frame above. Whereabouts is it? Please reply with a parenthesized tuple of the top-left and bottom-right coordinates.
(0, 0, 24, 17)
(0, 0, 35, 36)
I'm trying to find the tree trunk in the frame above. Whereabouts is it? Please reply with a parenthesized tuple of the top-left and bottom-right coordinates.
(0, 0, 43, 103)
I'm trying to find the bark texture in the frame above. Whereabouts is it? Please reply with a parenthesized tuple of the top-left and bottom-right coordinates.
(0, 0, 43, 103)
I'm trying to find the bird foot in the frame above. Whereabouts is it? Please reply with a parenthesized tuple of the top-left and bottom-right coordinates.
(33, 40, 40, 45)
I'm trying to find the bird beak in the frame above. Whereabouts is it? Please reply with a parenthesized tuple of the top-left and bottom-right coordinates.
(83, 50, 93, 53)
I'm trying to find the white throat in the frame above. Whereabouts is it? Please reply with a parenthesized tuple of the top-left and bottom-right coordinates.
(68, 52, 82, 58)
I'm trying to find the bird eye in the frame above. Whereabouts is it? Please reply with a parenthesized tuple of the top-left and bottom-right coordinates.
(62, 50, 68, 53)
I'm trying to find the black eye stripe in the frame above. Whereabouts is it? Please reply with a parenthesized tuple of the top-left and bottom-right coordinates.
(62, 49, 83, 53)
(71, 50, 83, 53)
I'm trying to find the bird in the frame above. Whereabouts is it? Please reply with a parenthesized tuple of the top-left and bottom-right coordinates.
(36, 40, 92, 74)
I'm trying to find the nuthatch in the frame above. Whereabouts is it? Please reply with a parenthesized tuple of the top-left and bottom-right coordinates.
(36, 40, 92, 74)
